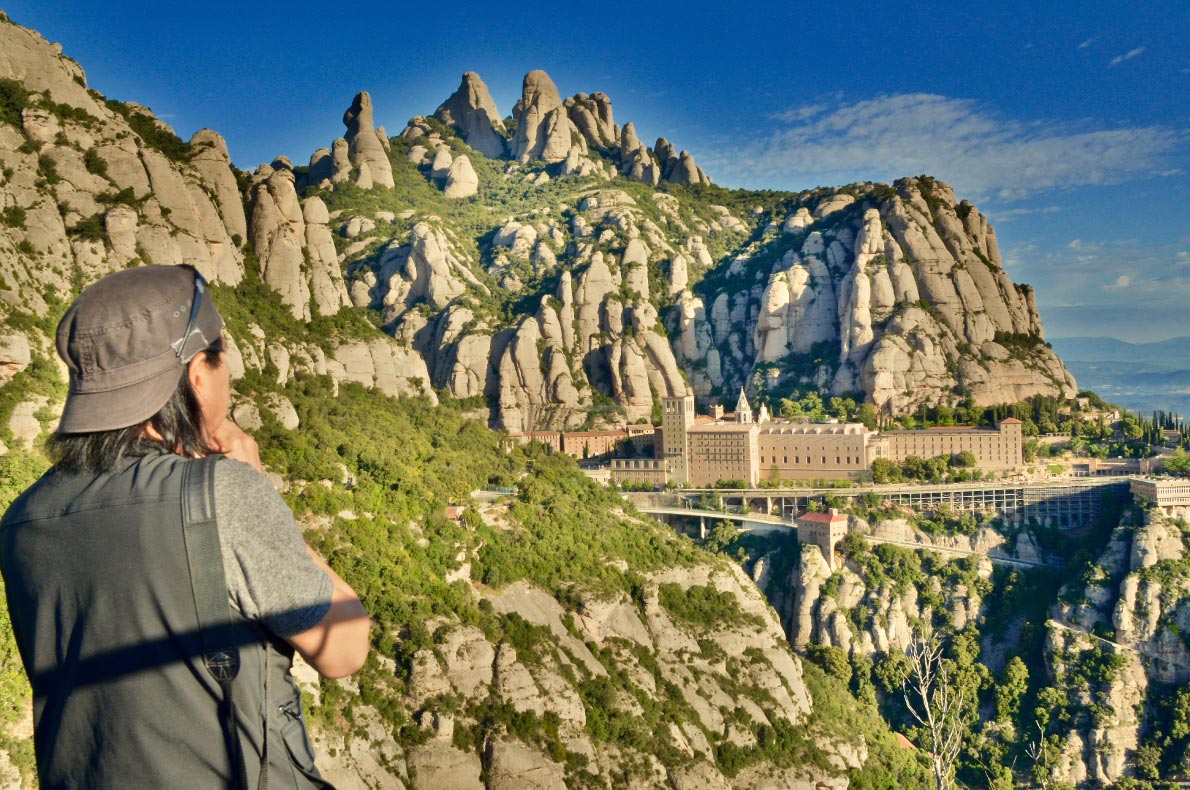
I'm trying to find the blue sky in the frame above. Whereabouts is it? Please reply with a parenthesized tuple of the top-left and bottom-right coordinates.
(7, 1, 1188, 342)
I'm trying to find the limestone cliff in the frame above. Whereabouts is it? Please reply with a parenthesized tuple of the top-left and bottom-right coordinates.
(1038, 509, 1190, 786)
(301, 557, 864, 790)
(278, 83, 1071, 427)
(674, 180, 1075, 412)
(0, 19, 246, 313)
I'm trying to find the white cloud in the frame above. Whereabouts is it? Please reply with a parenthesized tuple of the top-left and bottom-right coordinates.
(703, 93, 1185, 201)
(1108, 274, 1132, 289)
(991, 205, 1064, 221)
(1109, 46, 1146, 66)
(769, 104, 829, 123)
(1078, 37, 1097, 49)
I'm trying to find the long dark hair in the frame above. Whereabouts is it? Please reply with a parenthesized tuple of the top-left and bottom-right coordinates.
(49, 337, 225, 472)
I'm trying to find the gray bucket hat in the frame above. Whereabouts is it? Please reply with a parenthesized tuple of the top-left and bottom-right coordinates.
(55, 265, 223, 433)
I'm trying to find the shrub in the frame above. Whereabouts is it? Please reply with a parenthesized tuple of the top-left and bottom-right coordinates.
(0, 206, 25, 228)
(658, 583, 757, 627)
(0, 78, 29, 127)
(36, 154, 60, 184)
(69, 214, 105, 243)
(83, 148, 108, 177)
(96, 187, 139, 208)
(104, 99, 192, 162)
(804, 643, 852, 684)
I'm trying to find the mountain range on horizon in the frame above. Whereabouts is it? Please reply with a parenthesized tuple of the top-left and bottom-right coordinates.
(1049, 336, 1190, 416)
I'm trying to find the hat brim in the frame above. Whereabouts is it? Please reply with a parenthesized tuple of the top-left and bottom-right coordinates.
(57, 364, 187, 434)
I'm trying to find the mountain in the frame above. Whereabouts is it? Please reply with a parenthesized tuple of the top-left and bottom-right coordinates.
(1050, 336, 1190, 367)
(246, 73, 1075, 433)
(0, 14, 932, 788)
(0, 7, 1077, 437)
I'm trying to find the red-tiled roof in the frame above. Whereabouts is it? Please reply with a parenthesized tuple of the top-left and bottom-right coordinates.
(999, 418, 1023, 424)
(797, 511, 847, 523)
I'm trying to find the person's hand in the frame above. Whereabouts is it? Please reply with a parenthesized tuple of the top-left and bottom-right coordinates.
(209, 419, 263, 472)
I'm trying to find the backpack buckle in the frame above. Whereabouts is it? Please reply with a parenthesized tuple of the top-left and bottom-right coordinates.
(205, 649, 240, 681)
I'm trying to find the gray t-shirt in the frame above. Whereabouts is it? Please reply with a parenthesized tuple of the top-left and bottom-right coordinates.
(213, 459, 333, 638)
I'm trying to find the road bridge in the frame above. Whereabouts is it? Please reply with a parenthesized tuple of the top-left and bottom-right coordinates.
(631, 499, 1062, 570)
(632, 478, 1129, 530)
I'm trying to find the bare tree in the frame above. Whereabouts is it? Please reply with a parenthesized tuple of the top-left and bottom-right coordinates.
(1025, 720, 1054, 789)
(903, 627, 966, 790)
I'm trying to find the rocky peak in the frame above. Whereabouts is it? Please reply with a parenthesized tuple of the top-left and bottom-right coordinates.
(564, 91, 617, 148)
(342, 91, 394, 188)
(512, 69, 563, 118)
(510, 70, 573, 164)
(0, 18, 247, 314)
(433, 72, 507, 159)
(674, 178, 1074, 412)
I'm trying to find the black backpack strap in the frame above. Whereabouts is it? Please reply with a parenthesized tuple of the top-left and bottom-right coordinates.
(181, 455, 251, 790)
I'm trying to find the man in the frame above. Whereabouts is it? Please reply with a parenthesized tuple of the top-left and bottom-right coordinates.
(0, 265, 369, 788)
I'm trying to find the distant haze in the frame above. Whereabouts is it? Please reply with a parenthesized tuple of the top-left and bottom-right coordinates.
(1048, 336, 1190, 415)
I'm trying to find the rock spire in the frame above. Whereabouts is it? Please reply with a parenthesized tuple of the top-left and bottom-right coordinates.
(434, 72, 507, 159)
(343, 92, 394, 188)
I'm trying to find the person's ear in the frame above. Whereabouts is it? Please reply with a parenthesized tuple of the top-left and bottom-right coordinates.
(187, 357, 209, 404)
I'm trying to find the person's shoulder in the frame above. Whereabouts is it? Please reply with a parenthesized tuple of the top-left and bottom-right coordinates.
(213, 456, 279, 495)
(1, 466, 65, 527)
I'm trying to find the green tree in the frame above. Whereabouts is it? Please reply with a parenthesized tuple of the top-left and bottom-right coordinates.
(703, 520, 738, 554)
(856, 403, 879, 430)
(873, 649, 911, 693)
(871, 457, 901, 484)
(951, 451, 977, 468)
(806, 644, 852, 684)
(1165, 447, 1190, 477)
(994, 657, 1029, 723)
(779, 397, 802, 419)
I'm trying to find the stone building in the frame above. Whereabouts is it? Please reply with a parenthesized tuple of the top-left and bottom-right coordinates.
(687, 422, 760, 487)
(681, 391, 880, 487)
(757, 422, 880, 483)
(609, 458, 669, 486)
(615, 394, 1025, 488)
(795, 509, 849, 571)
(1130, 477, 1190, 514)
(560, 430, 625, 459)
(883, 419, 1023, 471)
(662, 394, 696, 484)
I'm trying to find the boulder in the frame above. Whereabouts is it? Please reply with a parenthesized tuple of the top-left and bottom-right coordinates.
(443, 155, 478, 199)
(429, 148, 453, 179)
(0, 332, 32, 386)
